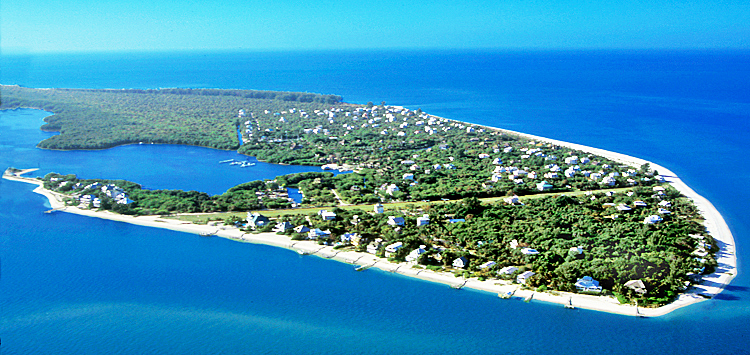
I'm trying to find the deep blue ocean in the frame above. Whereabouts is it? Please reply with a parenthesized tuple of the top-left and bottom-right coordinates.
(1, 50, 749, 354)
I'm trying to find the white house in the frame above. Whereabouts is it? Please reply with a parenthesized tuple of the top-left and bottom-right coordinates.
(575, 276, 603, 293)
(504, 195, 520, 205)
(307, 228, 331, 240)
(521, 248, 539, 255)
(517, 271, 535, 284)
(387, 216, 405, 226)
(633, 200, 648, 207)
(601, 176, 616, 186)
(385, 242, 403, 257)
(536, 181, 553, 191)
(479, 261, 497, 270)
(273, 221, 294, 233)
(374, 203, 384, 214)
(416, 214, 430, 226)
(565, 156, 579, 165)
(385, 184, 400, 195)
(616, 204, 632, 212)
(294, 225, 310, 234)
(405, 246, 427, 263)
(498, 266, 518, 276)
(453, 257, 468, 269)
(658, 208, 672, 214)
(403, 173, 415, 181)
(318, 210, 337, 220)
(644, 215, 663, 224)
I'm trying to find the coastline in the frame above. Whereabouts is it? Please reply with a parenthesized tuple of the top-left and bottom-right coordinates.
(3, 128, 737, 317)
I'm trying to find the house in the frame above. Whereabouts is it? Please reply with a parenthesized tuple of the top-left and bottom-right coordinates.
(374, 203, 384, 214)
(385, 184, 400, 195)
(453, 257, 468, 269)
(644, 215, 663, 224)
(246, 212, 270, 228)
(498, 266, 518, 276)
(307, 228, 331, 240)
(294, 225, 310, 234)
(616, 204, 632, 212)
(479, 261, 497, 270)
(536, 181, 553, 191)
(564, 156, 579, 165)
(521, 248, 539, 255)
(504, 195, 520, 204)
(385, 242, 403, 257)
(658, 208, 672, 214)
(659, 200, 672, 208)
(318, 209, 337, 220)
(405, 246, 427, 263)
(575, 276, 603, 293)
(387, 216, 405, 226)
(416, 214, 430, 226)
(633, 200, 647, 207)
(340, 232, 359, 244)
(624, 280, 647, 295)
(569, 246, 583, 255)
(403, 173, 415, 181)
(367, 242, 381, 254)
(448, 218, 465, 223)
(273, 221, 294, 233)
(601, 176, 616, 186)
(516, 271, 535, 284)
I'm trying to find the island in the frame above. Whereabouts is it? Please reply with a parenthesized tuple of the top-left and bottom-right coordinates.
(1, 85, 737, 316)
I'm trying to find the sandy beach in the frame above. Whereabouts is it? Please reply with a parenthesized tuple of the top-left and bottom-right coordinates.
(3, 129, 737, 317)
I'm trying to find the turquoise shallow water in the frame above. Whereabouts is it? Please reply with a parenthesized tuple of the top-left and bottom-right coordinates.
(1, 50, 749, 354)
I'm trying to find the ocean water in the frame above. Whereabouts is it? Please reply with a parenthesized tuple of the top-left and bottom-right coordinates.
(1, 50, 749, 354)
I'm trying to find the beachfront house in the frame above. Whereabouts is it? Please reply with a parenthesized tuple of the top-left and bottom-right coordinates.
(624, 280, 647, 295)
(273, 221, 294, 233)
(387, 216, 405, 226)
(575, 276, 603, 293)
(405, 246, 427, 263)
(307, 228, 331, 240)
(517, 271, 535, 284)
(453, 257, 468, 269)
(247, 212, 270, 229)
(385, 242, 403, 257)
(294, 225, 310, 234)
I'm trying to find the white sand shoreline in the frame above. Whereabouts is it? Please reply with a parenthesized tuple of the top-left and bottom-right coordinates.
(3, 129, 738, 317)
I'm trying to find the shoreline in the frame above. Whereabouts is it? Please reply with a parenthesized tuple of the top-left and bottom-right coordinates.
(3, 128, 737, 318)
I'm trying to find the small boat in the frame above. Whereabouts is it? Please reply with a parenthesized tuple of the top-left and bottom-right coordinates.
(219, 159, 234, 163)
(524, 293, 534, 302)
(564, 297, 575, 309)
(229, 161, 241, 165)
(499, 291, 514, 299)
(297, 250, 310, 255)
(199, 231, 215, 237)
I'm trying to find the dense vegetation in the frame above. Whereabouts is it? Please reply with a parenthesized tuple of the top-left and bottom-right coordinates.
(0, 86, 341, 150)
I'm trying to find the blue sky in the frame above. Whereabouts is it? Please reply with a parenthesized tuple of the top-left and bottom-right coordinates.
(2, 0, 749, 53)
